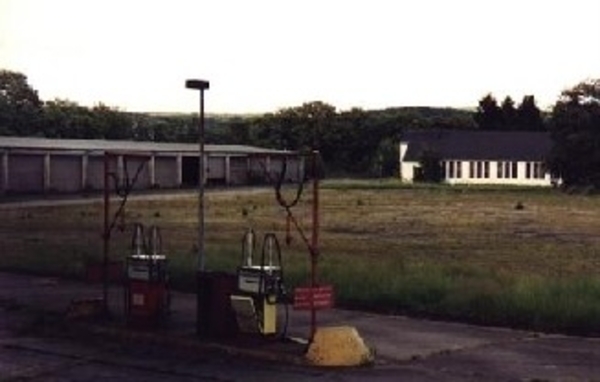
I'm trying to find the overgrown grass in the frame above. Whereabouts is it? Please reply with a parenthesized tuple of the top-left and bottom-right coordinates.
(322, 259, 600, 335)
(3, 185, 600, 335)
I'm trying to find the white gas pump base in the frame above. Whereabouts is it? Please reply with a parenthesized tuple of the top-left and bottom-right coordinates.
(230, 294, 277, 335)
(305, 326, 375, 367)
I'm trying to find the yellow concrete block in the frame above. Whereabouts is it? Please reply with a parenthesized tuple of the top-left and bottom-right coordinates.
(306, 326, 374, 367)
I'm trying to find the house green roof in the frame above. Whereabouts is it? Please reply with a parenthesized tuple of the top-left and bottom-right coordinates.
(402, 130, 551, 162)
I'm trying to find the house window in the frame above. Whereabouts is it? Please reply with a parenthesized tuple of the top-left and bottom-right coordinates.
(500, 161, 516, 179)
(525, 162, 546, 179)
(474, 161, 481, 178)
(512, 162, 518, 179)
(497, 161, 503, 179)
(445, 161, 462, 179)
(533, 162, 544, 179)
(498, 162, 510, 179)
(472, 161, 489, 178)
(469, 161, 475, 178)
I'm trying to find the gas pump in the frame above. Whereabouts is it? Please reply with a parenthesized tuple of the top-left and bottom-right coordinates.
(125, 223, 170, 325)
(232, 230, 287, 336)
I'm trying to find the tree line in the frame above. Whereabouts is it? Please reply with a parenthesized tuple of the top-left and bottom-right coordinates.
(474, 94, 545, 131)
(1, 69, 599, 188)
(548, 79, 600, 188)
(0, 69, 474, 176)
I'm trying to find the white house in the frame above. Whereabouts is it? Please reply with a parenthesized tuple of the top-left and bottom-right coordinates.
(399, 130, 556, 186)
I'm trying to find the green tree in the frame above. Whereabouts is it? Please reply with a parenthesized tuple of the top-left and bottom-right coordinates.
(130, 114, 155, 141)
(371, 137, 398, 177)
(475, 93, 545, 132)
(248, 103, 477, 177)
(415, 150, 442, 183)
(501, 96, 517, 129)
(328, 107, 376, 175)
(0, 69, 43, 136)
(294, 101, 337, 152)
(517, 95, 544, 131)
(548, 79, 600, 187)
(274, 107, 303, 149)
(258, 101, 337, 151)
(91, 103, 132, 140)
(43, 99, 94, 138)
(474, 94, 503, 130)
(227, 117, 251, 145)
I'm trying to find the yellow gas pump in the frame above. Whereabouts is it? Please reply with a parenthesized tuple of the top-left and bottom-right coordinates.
(232, 231, 286, 335)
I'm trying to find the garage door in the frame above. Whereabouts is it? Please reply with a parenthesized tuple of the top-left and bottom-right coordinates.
(207, 156, 226, 180)
(51, 155, 82, 192)
(9, 153, 44, 193)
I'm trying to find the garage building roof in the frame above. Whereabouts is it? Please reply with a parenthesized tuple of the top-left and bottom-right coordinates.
(0, 136, 291, 156)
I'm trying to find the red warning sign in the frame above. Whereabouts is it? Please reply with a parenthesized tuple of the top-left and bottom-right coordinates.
(293, 285, 334, 310)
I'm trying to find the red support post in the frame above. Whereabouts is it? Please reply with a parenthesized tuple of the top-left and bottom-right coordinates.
(102, 152, 110, 315)
(310, 150, 320, 339)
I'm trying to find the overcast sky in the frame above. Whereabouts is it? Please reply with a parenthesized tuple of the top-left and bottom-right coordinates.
(1, 0, 599, 114)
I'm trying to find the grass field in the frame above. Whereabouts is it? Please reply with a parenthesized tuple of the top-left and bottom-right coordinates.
(3, 181, 600, 335)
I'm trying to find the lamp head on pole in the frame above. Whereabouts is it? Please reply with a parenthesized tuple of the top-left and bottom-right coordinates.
(185, 79, 210, 91)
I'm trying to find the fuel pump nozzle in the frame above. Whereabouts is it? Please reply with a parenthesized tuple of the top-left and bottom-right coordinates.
(148, 225, 163, 256)
(259, 233, 284, 305)
(241, 228, 256, 267)
(131, 223, 146, 256)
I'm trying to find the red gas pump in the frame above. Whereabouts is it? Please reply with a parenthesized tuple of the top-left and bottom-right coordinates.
(125, 224, 169, 326)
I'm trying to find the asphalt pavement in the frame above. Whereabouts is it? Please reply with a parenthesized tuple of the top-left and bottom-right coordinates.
(1, 271, 600, 381)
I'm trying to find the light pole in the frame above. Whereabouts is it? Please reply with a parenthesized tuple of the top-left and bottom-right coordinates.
(185, 79, 210, 271)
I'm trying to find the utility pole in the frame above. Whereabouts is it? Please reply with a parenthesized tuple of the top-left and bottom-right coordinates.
(185, 79, 210, 271)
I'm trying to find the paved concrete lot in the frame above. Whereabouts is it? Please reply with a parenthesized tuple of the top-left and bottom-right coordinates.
(2, 272, 600, 381)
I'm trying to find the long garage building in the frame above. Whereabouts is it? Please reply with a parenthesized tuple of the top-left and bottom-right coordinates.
(0, 137, 302, 195)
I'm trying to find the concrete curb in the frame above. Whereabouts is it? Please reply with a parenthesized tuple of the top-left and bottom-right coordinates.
(66, 321, 310, 367)
(1, 287, 310, 367)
